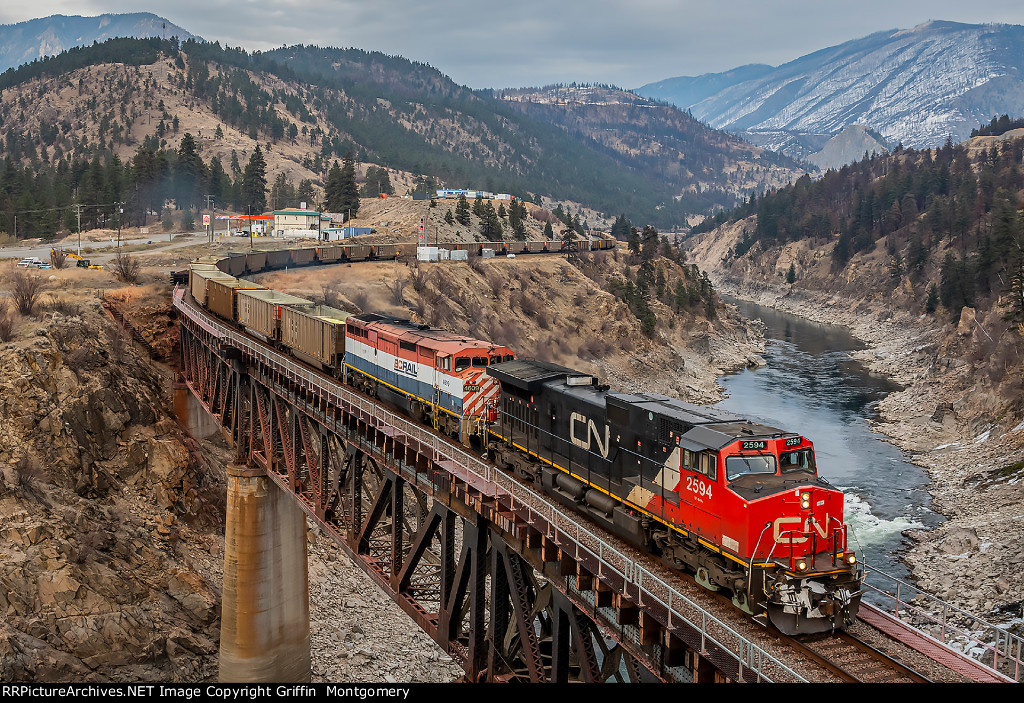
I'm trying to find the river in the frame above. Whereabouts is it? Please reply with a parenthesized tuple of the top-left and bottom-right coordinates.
(716, 298, 943, 581)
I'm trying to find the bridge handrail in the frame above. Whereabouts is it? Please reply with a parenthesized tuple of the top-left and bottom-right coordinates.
(174, 288, 808, 683)
(863, 565, 1021, 681)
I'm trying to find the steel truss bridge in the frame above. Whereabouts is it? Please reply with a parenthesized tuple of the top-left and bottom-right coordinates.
(174, 277, 809, 683)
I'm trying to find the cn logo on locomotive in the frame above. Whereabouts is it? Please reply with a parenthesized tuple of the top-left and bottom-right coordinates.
(569, 412, 610, 458)
(772, 515, 831, 544)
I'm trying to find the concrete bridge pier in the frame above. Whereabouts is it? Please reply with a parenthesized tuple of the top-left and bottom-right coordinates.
(219, 463, 311, 682)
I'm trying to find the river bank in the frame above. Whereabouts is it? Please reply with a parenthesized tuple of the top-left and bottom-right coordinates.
(707, 275, 1024, 622)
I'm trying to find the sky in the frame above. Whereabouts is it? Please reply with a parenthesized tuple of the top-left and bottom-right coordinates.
(6, 1, 1024, 89)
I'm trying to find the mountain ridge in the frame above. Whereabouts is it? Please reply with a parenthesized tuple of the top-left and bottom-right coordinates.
(636, 20, 1024, 156)
(0, 13, 198, 74)
(0, 37, 807, 234)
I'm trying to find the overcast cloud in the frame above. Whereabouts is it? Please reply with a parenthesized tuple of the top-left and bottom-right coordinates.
(5, 1, 1024, 89)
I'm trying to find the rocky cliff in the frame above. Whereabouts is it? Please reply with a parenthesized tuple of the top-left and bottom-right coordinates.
(0, 277, 222, 681)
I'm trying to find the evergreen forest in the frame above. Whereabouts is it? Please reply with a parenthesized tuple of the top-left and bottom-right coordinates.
(694, 139, 1024, 324)
(0, 36, 798, 239)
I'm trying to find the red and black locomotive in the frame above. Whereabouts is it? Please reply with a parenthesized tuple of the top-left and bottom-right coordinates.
(485, 359, 864, 634)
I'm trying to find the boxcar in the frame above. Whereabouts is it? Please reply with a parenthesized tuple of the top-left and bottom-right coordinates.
(316, 246, 343, 264)
(279, 303, 350, 371)
(207, 277, 265, 322)
(507, 241, 526, 254)
(192, 255, 224, 272)
(190, 269, 235, 307)
(266, 250, 292, 270)
(291, 248, 316, 266)
(343, 245, 371, 262)
(221, 254, 248, 277)
(237, 288, 311, 341)
(245, 251, 268, 274)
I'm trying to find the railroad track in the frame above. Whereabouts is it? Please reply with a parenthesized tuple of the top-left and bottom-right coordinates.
(789, 629, 932, 683)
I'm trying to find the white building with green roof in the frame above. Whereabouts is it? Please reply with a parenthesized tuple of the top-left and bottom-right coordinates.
(273, 208, 330, 238)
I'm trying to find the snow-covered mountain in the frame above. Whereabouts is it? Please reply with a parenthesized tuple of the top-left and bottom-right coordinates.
(637, 21, 1024, 153)
(0, 13, 198, 73)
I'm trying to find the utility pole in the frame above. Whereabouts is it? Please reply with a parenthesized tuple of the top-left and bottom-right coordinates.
(75, 204, 82, 257)
(117, 203, 123, 250)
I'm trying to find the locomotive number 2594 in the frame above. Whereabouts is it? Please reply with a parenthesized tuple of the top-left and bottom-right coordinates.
(684, 475, 712, 499)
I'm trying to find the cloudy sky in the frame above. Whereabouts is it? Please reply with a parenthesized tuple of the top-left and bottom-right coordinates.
(5, 1, 1024, 89)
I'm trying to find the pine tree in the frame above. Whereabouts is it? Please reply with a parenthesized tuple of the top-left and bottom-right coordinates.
(627, 227, 640, 256)
(510, 200, 527, 240)
(339, 151, 359, 218)
(455, 194, 471, 225)
(479, 201, 503, 239)
(925, 283, 939, 314)
(325, 160, 344, 211)
(786, 263, 796, 284)
(175, 133, 206, 211)
(241, 145, 267, 213)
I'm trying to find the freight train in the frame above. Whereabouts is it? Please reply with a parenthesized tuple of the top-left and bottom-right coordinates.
(185, 240, 863, 634)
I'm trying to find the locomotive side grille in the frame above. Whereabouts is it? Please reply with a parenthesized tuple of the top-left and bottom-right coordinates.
(658, 417, 685, 444)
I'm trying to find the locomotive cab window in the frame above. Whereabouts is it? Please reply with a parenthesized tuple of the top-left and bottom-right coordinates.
(682, 449, 718, 481)
(437, 355, 451, 371)
(726, 454, 777, 481)
(472, 356, 488, 367)
(454, 357, 470, 373)
(780, 448, 815, 474)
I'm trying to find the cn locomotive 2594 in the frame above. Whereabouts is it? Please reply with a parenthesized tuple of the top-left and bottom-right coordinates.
(485, 359, 863, 634)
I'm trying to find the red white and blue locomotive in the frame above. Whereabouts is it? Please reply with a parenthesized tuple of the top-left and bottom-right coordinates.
(485, 359, 864, 634)
(344, 313, 513, 444)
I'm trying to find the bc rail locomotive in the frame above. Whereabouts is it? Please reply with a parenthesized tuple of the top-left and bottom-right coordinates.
(185, 242, 863, 634)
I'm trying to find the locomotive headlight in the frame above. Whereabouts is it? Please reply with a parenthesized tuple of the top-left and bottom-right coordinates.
(800, 492, 811, 510)
(795, 560, 808, 572)
(846, 554, 857, 565)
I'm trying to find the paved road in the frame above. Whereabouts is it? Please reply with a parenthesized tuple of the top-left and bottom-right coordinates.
(1, 231, 222, 266)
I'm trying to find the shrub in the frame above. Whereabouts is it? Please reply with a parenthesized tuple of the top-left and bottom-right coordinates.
(351, 290, 370, 312)
(105, 321, 129, 360)
(13, 454, 46, 497)
(110, 253, 141, 285)
(0, 298, 14, 342)
(9, 269, 44, 315)
(409, 265, 428, 293)
(320, 282, 342, 308)
(389, 277, 407, 305)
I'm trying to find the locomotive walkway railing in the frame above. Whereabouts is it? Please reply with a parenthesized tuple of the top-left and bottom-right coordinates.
(862, 566, 1021, 682)
(174, 287, 809, 683)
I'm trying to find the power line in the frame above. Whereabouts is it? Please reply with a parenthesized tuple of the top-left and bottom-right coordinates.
(2, 201, 125, 217)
